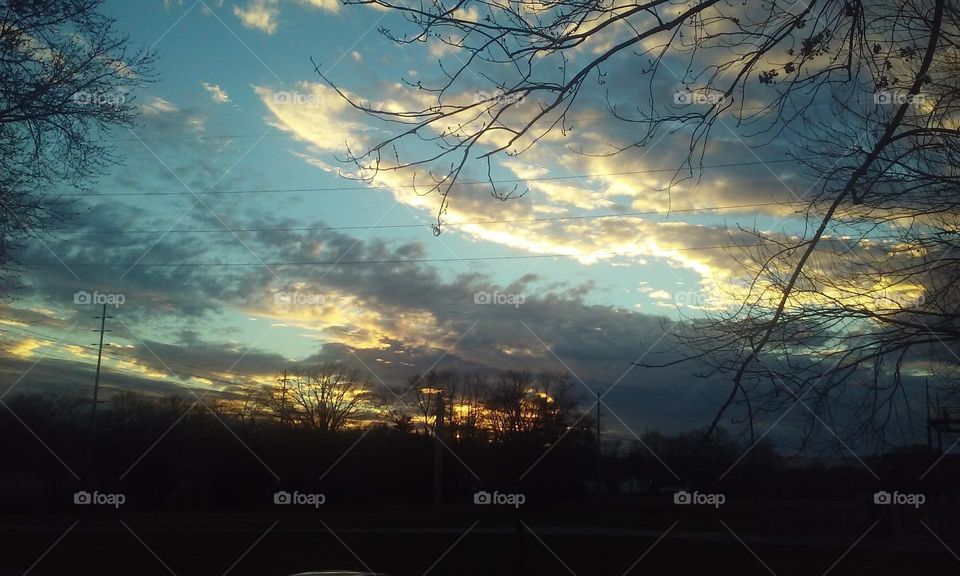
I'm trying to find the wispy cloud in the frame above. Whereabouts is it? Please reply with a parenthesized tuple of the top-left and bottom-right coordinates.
(233, 0, 339, 34)
(233, 0, 279, 34)
(202, 82, 231, 103)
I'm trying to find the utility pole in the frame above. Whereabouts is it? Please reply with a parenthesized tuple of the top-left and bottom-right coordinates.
(279, 370, 289, 424)
(937, 392, 944, 453)
(596, 389, 601, 523)
(91, 303, 110, 424)
(88, 303, 111, 481)
(432, 390, 445, 515)
(926, 378, 932, 453)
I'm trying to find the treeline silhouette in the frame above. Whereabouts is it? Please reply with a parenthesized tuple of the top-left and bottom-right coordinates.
(0, 366, 600, 512)
(0, 365, 957, 534)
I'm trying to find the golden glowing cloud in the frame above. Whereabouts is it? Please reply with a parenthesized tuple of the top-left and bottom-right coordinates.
(9, 338, 42, 358)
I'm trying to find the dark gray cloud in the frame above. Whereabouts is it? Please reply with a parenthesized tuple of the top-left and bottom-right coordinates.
(6, 212, 741, 435)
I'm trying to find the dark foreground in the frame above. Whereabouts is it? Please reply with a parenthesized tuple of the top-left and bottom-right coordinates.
(1, 510, 956, 576)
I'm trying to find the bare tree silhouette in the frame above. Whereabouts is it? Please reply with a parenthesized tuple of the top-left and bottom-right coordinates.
(0, 0, 153, 282)
(260, 364, 375, 431)
(324, 0, 960, 447)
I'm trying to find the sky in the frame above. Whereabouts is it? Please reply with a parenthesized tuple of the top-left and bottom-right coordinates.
(1, 0, 911, 441)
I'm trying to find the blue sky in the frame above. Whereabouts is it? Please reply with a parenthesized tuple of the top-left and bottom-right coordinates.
(3, 0, 909, 441)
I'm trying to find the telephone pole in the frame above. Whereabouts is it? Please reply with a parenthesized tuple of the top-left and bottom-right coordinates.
(279, 370, 289, 424)
(432, 390, 445, 515)
(91, 303, 110, 424)
(87, 303, 111, 481)
(596, 389, 601, 523)
(926, 378, 932, 453)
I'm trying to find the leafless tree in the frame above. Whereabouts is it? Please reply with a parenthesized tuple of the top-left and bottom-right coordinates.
(408, 369, 583, 442)
(531, 371, 581, 439)
(326, 0, 960, 449)
(0, 0, 152, 282)
(412, 369, 455, 434)
(485, 370, 533, 439)
(218, 385, 268, 429)
(486, 369, 581, 441)
(263, 364, 375, 432)
(453, 371, 492, 441)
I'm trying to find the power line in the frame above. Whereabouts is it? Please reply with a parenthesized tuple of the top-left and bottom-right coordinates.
(21, 240, 843, 269)
(53, 201, 792, 235)
(30, 230, 911, 269)
(0, 325, 254, 389)
(107, 102, 845, 144)
(5, 322, 247, 378)
(100, 353, 255, 389)
(53, 157, 809, 197)
(91, 304, 111, 426)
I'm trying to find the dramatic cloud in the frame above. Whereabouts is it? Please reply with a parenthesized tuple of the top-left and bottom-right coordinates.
(248, 84, 776, 306)
(252, 79, 926, 319)
(7, 190, 742, 434)
(1, 4, 940, 448)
